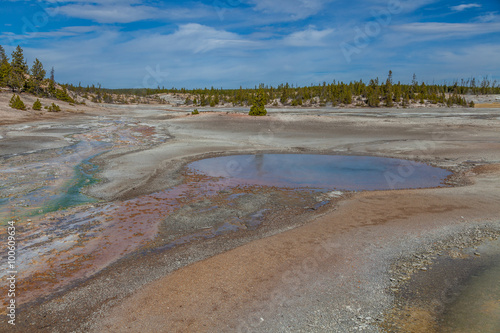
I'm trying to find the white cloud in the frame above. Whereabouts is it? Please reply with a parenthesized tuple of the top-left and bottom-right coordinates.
(283, 27, 334, 46)
(120, 24, 259, 54)
(392, 22, 500, 40)
(57, 4, 162, 23)
(50, 1, 212, 24)
(0, 26, 100, 40)
(248, 0, 333, 19)
(450, 3, 481, 12)
(476, 12, 500, 23)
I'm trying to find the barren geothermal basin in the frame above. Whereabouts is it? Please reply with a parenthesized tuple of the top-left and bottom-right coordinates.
(187, 154, 452, 191)
(5, 108, 500, 333)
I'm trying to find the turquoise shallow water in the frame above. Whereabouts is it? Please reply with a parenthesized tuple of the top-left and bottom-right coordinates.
(188, 154, 452, 191)
(40, 154, 101, 214)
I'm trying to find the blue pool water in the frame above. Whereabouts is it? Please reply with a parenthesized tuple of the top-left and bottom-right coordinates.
(188, 154, 452, 191)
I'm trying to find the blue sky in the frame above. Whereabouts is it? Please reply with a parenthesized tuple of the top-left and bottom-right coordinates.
(1, 0, 499, 89)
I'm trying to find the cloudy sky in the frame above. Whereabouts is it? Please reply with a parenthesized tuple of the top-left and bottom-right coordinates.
(1, 0, 499, 88)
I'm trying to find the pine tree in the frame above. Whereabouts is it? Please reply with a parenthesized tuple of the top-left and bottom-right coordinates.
(55, 86, 75, 103)
(33, 99, 42, 110)
(0, 45, 6, 64)
(7, 45, 28, 92)
(9, 94, 26, 110)
(48, 102, 61, 112)
(393, 83, 401, 103)
(367, 91, 380, 107)
(0, 45, 11, 87)
(11, 46, 27, 72)
(249, 88, 267, 116)
(48, 67, 56, 96)
(9, 94, 16, 107)
(367, 79, 380, 107)
(342, 87, 352, 104)
(385, 71, 393, 107)
(30, 58, 46, 95)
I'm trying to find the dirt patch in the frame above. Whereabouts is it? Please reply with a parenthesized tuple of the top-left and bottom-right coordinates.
(472, 163, 500, 174)
(475, 103, 500, 108)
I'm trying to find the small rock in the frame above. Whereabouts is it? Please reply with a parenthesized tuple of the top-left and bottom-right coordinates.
(474, 252, 481, 256)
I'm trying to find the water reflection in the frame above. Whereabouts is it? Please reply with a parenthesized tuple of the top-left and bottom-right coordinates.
(188, 154, 452, 191)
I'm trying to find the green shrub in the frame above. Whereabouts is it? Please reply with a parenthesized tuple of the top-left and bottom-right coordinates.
(33, 99, 42, 110)
(55, 87, 75, 103)
(48, 102, 61, 112)
(9, 94, 26, 110)
(191, 109, 200, 115)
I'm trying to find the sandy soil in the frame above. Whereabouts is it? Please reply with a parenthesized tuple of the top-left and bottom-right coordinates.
(1, 103, 500, 332)
(476, 103, 500, 108)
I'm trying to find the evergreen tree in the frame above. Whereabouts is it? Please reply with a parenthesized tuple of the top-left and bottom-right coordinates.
(10, 46, 28, 72)
(48, 67, 56, 96)
(385, 71, 393, 107)
(9, 94, 26, 110)
(387, 70, 393, 85)
(403, 92, 410, 106)
(342, 87, 352, 104)
(367, 79, 380, 107)
(48, 102, 61, 112)
(30, 58, 46, 95)
(55, 86, 75, 103)
(33, 99, 42, 110)
(0, 45, 11, 86)
(367, 91, 380, 107)
(249, 88, 267, 116)
(393, 83, 401, 103)
(0, 45, 6, 64)
(280, 83, 290, 105)
(7, 45, 28, 92)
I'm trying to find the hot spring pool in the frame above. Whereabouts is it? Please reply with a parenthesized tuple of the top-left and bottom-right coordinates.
(187, 154, 452, 191)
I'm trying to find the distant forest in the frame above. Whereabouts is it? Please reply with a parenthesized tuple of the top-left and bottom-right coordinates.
(2, 45, 499, 108)
(68, 71, 499, 108)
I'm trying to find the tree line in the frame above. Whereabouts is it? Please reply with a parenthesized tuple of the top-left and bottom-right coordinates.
(122, 71, 497, 108)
